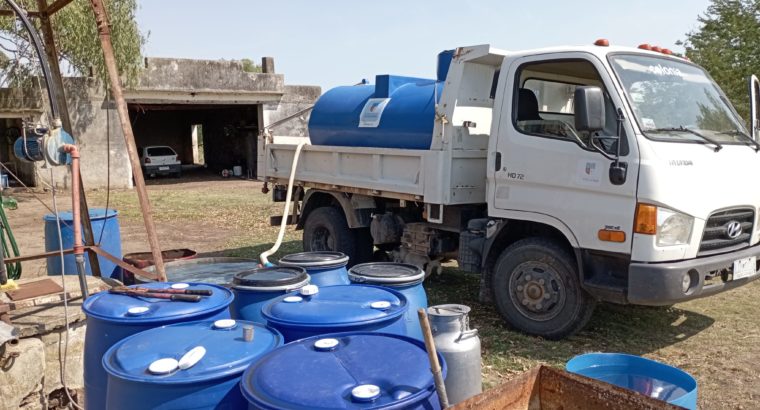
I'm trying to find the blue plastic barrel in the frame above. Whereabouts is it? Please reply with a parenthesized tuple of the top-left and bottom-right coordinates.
(241, 332, 447, 410)
(262, 284, 407, 342)
(231, 266, 310, 323)
(104, 319, 283, 410)
(44, 208, 122, 278)
(566, 353, 697, 410)
(349, 262, 427, 340)
(82, 282, 233, 410)
(278, 251, 349, 287)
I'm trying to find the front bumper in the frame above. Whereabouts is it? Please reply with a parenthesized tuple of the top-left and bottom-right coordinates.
(628, 243, 760, 305)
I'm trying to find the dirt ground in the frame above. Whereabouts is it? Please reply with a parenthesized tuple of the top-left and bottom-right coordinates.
(5, 172, 760, 409)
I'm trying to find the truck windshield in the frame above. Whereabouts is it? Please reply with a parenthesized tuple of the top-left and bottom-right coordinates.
(609, 54, 750, 145)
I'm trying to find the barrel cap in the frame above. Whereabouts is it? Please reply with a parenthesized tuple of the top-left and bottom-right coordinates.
(82, 282, 233, 324)
(348, 262, 425, 286)
(262, 285, 406, 329)
(240, 332, 445, 409)
(278, 251, 349, 270)
(103, 320, 283, 384)
(232, 266, 309, 291)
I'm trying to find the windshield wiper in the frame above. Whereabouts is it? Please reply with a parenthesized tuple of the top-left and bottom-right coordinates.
(646, 126, 723, 152)
(717, 129, 760, 152)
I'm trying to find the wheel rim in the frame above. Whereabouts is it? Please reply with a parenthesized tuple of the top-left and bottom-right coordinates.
(508, 261, 566, 322)
(309, 226, 335, 251)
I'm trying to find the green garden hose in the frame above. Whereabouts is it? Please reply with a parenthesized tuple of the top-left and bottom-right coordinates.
(0, 192, 21, 280)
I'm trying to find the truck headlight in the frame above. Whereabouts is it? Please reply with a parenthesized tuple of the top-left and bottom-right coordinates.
(656, 207, 693, 246)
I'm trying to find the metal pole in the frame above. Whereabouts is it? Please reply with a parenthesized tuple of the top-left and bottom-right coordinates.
(87, 0, 167, 281)
(36, 0, 102, 277)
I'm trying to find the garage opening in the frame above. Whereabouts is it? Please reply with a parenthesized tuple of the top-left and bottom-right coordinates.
(0, 118, 36, 187)
(128, 104, 259, 180)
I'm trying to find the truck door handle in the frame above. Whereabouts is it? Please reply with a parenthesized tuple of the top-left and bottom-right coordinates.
(495, 152, 502, 172)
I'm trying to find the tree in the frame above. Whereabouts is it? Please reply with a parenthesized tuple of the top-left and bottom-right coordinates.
(680, 0, 760, 122)
(0, 0, 145, 86)
(241, 58, 261, 73)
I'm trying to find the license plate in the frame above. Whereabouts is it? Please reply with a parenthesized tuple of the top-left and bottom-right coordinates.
(733, 256, 756, 280)
(159, 166, 170, 171)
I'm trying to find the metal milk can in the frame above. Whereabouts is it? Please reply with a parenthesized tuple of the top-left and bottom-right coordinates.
(427, 304, 482, 405)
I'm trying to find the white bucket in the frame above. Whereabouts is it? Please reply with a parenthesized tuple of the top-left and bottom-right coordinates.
(233, 166, 243, 177)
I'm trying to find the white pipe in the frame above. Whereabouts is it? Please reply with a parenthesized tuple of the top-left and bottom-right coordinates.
(260, 140, 309, 265)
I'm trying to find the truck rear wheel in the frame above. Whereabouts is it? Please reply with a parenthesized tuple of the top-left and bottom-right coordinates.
(302, 206, 372, 266)
(492, 238, 595, 340)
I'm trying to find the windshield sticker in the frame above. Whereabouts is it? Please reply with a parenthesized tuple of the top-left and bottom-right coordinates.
(641, 118, 656, 130)
(575, 160, 602, 186)
(359, 98, 391, 128)
(647, 64, 684, 78)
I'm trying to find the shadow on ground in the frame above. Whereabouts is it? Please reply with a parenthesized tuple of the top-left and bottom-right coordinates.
(198, 240, 303, 261)
(425, 267, 715, 380)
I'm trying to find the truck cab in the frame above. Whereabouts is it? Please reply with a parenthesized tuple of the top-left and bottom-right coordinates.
(260, 42, 760, 339)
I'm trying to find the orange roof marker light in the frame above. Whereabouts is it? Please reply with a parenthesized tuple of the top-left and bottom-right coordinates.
(594, 39, 610, 47)
(651, 46, 662, 52)
(661, 49, 673, 55)
(638, 43, 652, 51)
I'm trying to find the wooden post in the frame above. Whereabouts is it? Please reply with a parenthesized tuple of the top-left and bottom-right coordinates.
(87, 0, 167, 281)
(36, 0, 102, 277)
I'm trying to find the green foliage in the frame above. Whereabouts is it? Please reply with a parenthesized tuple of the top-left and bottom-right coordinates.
(680, 0, 760, 122)
(241, 58, 261, 73)
(0, 0, 145, 86)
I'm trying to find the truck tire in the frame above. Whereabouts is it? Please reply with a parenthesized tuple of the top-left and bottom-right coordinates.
(302, 206, 371, 266)
(492, 238, 595, 340)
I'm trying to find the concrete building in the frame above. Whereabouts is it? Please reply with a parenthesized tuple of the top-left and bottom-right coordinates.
(0, 57, 320, 189)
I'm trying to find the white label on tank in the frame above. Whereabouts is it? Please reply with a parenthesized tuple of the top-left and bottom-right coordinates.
(359, 98, 391, 128)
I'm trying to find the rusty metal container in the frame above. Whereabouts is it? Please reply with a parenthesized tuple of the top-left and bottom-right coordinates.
(121, 248, 197, 284)
(428, 304, 482, 405)
(451, 366, 681, 410)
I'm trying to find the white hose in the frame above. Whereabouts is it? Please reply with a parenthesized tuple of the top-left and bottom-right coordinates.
(260, 140, 309, 265)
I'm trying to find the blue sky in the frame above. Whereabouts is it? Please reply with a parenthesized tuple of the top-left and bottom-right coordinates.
(136, 1, 711, 90)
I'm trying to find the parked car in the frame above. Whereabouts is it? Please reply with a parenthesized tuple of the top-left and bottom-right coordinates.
(139, 145, 181, 178)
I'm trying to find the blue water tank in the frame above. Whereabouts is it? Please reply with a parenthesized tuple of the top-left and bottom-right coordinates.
(348, 262, 427, 340)
(241, 332, 447, 410)
(82, 282, 233, 410)
(308, 50, 454, 150)
(231, 266, 310, 323)
(104, 319, 283, 410)
(262, 284, 407, 342)
(278, 251, 349, 287)
(566, 353, 697, 410)
(44, 208, 122, 278)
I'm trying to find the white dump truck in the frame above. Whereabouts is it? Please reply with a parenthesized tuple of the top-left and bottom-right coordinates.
(258, 42, 760, 339)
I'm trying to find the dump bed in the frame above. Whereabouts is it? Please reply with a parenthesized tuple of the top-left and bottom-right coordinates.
(259, 140, 486, 204)
(258, 45, 508, 206)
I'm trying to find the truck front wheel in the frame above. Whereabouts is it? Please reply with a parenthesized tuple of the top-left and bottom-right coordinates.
(492, 238, 595, 340)
(302, 206, 372, 266)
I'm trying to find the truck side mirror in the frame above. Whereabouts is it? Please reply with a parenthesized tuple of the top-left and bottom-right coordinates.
(574, 86, 605, 132)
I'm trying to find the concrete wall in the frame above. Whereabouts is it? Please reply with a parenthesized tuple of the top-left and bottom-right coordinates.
(0, 57, 320, 189)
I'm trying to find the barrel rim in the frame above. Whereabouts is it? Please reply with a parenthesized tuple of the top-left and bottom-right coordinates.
(43, 207, 118, 222)
(239, 331, 446, 410)
(82, 282, 233, 324)
(278, 251, 349, 269)
(102, 320, 284, 385)
(232, 266, 310, 289)
(348, 262, 425, 285)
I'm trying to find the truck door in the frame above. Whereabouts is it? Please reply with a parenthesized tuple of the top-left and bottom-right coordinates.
(490, 53, 639, 257)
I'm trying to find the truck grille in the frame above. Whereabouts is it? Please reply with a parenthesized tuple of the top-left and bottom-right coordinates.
(698, 208, 755, 256)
